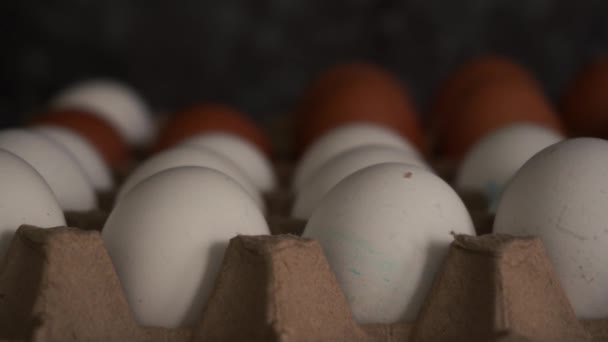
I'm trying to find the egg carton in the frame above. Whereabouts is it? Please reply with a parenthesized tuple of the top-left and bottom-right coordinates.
(2, 225, 607, 342)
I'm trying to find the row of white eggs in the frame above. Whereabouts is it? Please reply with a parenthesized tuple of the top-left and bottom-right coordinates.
(1, 78, 607, 329)
(0, 126, 276, 211)
(0, 128, 274, 226)
(293, 123, 608, 323)
(103, 131, 608, 327)
(0, 131, 277, 329)
(115, 133, 276, 207)
(5, 133, 607, 328)
(289, 121, 564, 218)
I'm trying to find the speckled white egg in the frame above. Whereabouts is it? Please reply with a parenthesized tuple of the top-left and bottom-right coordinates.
(494, 138, 608, 319)
(102, 166, 270, 328)
(115, 146, 263, 210)
(293, 123, 420, 191)
(181, 133, 276, 191)
(303, 163, 475, 323)
(0, 129, 97, 211)
(456, 123, 563, 211)
(52, 79, 154, 146)
(33, 126, 114, 191)
(292, 145, 430, 219)
(0, 150, 66, 257)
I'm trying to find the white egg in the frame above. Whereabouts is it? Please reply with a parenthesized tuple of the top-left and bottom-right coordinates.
(33, 126, 114, 192)
(181, 133, 276, 191)
(103, 166, 269, 328)
(456, 123, 563, 211)
(0, 150, 66, 257)
(303, 163, 474, 323)
(494, 138, 608, 319)
(52, 79, 154, 146)
(116, 146, 263, 210)
(292, 145, 430, 219)
(0, 129, 97, 211)
(293, 123, 420, 191)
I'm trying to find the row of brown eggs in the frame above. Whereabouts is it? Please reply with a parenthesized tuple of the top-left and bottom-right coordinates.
(294, 56, 608, 163)
(19, 55, 608, 177)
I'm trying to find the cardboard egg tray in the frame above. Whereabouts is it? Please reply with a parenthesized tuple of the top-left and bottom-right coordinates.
(1, 161, 607, 341)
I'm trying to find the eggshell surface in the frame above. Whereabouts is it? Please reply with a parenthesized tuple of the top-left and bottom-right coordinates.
(292, 145, 430, 219)
(431, 55, 538, 120)
(0, 129, 97, 211)
(440, 81, 562, 158)
(293, 123, 419, 191)
(116, 146, 263, 210)
(31, 109, 130, 169)
(456, 123, 563, 210)
(295, 62, 425, 153)
(0, 150, 66, 257)
(494, 138, 608, 319)
(303, 163, 475, 323)
(102, 166, 270, 328)
(52, 80, 154, 146)
(34, 126, 114, 191)
(155, 104, 271, 155)
(181, 133, 276, 192)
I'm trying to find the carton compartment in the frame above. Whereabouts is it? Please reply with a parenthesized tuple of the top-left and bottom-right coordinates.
(0, 226, 190, 341)
(1, 226, 607, 341)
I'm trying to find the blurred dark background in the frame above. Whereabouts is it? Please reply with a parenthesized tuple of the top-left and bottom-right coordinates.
(1, 0, 607, 128)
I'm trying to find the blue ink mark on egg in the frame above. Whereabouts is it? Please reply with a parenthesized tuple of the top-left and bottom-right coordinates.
(484, 181, 503, 213)
(349, 268, 361, 276)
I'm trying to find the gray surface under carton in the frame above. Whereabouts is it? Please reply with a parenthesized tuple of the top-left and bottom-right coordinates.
(0, 226, 606, 341)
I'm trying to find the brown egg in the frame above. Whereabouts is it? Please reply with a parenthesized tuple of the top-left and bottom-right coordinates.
(295, 62, 425, 154)
(440, 80, 563, 159)
(430, 56, 542, 138)
(31, 109, 130, 169)
(561, 56, 608, 137)
(154, 104, 271, 155)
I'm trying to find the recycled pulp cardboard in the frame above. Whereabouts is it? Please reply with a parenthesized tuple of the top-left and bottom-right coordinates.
(1, 226, 606, 341)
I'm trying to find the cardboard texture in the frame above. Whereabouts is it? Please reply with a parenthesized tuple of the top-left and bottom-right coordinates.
(0, 226, 191, 342)
(1, 226, 607, 341)
(412, 234, 595, 342)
